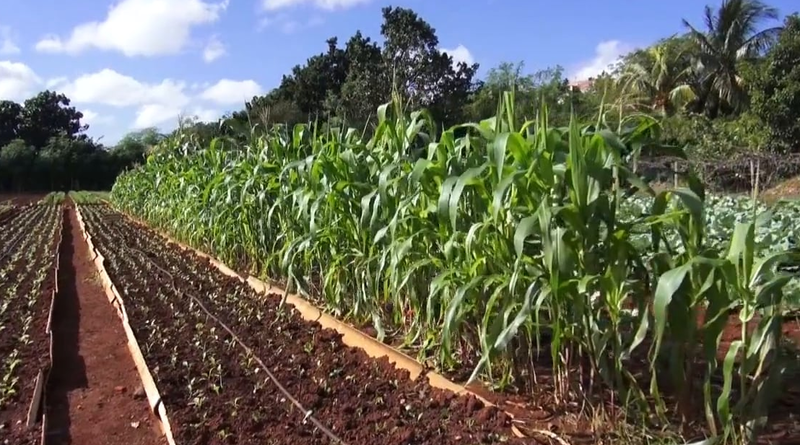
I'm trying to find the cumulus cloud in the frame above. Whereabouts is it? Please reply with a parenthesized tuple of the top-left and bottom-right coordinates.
(440, 44, 474, 66)
(0, 61, 41, 101)
(35, 0, 229, 57)
(3, 63, 252, 132)
(63, 69, 190, 109)
(261, 0, 368, 11)
(572, 40, 633, 81)
(200, 79, 263, 105)
(203, 35, 226, 62)
(0, 27, 20, 55)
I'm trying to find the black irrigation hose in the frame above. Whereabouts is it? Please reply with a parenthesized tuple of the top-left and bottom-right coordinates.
(97, 225, 348, 445)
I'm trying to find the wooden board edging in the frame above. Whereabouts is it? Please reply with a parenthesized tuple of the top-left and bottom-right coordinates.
(38, 204, 65, 442)
(74, 207, 177, 445)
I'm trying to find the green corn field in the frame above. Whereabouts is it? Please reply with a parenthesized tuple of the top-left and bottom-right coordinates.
(111, 94, 800, 443)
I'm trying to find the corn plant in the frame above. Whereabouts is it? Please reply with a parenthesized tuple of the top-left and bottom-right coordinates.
(111, 92, 798, 443)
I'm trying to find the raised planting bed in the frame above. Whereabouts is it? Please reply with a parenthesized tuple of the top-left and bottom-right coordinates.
(77, 203, 535, 445)
(0, 203, 62, 444)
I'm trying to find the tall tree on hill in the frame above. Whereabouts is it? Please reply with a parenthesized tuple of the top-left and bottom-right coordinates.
(682, 0, 783, 116)
(380, 6, 478, 127)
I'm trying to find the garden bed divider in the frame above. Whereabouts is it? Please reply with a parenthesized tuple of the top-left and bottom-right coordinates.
(74, 206, 177, 445)
(113, 206, 526, 439)
(32, 204, 64, 443)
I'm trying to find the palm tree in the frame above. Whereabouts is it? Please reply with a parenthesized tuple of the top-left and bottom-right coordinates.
(620, 40, 697, 116)
(682, 0, 783, 116)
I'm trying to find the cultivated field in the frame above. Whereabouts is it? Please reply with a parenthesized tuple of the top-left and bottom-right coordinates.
(77, 203, 526, 444)
(109, 107, 800, 444)
(0, 200, 61, 444)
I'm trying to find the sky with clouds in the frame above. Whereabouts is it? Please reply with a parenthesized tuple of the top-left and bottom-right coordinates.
(0, 0, 795, 144)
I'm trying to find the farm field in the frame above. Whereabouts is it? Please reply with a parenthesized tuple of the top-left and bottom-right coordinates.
(77, 203, 527, 444)
(0, 200, 61, 444)
(0, 197, 162, 445)
(109, 104, 800, 444)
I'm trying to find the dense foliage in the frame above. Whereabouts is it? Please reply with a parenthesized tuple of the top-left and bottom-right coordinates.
(113, 91, 800, 442)
(0, 91, 162, 192)
(219, 1, 799, 161)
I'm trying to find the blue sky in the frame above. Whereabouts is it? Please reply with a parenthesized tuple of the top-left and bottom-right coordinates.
(0, 0, 796, 144)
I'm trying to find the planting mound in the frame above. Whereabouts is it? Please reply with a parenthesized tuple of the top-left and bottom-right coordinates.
(78, 204, 533, 444)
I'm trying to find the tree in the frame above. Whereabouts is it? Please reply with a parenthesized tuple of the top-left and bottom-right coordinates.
(466, 62, 577, 126)
(749, 14, 800, 151)
(18, 90, 87, 149)
(0, 100, 22, 148)
(619, 38, 697, 115)
(337, 32, 385, 127)
(0, 139, 36, 191)
(380, 6, 478, 127)
(682, 0, 783, 116)
(112, 128, 165, 167)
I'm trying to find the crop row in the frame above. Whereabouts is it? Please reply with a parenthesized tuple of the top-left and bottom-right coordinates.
(111, 101, 800, 441)
(79, 203, 530, 444)
(0, 203, 61, 444)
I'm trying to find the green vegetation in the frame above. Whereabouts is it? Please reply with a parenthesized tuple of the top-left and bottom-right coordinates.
(112, 90, 800, 443)
(39, 192, 66, 205)
(68, 190, 110, 205)
(3, 0, 799, 442)
(0, 94, 163, 192)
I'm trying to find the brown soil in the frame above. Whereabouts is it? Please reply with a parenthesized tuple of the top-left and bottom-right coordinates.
(0, 193, 48, 205)
(79, 204, 533, 444)
(0, 205, 60, 445)
(44, 204, 163, 445)
(761, 176, 800, 204)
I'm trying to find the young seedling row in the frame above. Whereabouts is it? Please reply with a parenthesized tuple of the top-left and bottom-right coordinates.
(0, 202, 61, 444)
(77, 203, 530, 444)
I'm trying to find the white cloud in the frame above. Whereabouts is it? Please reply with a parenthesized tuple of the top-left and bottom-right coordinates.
(572, 40, 633, 81)
(0, 27, 20, 55)
(35, 0, 229, 57)
(62, 69, 192, 128)
(440, 44, 474, 66)
(134, 104, 184, 128)
(81, 109, 115, 126)
(45, 76, 69, 89)
(6, 66, 250, 132)
(0, 61, 41, 101)
(203, 35, 226, 62)
(82, 109, 99, 122)
(261, 0, 368, 11)
(200, 79, 262, 105)
(63, 69, 190, 108)
(190, 107, 221, 122)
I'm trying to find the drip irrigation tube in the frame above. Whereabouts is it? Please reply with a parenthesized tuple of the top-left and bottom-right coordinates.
(123, 244, 349, 445)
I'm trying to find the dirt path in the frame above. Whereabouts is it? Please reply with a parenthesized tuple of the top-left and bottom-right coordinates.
(44, 204, 163, 445)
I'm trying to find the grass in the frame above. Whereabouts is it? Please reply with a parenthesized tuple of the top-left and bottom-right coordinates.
(68, 190, 110, 204)
(110, 93, 798, 443)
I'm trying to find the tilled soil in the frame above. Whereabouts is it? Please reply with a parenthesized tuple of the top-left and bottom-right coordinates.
(79, 204, 534, 444)
(44, 204, 163, 445)
(0, 205, 60, 445)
